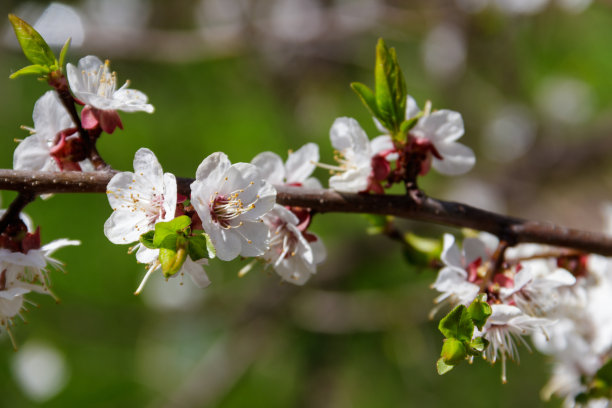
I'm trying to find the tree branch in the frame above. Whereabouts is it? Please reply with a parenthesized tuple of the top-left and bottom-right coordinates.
(1, 169, 611, 256)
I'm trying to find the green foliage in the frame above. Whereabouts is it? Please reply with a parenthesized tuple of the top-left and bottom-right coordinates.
(351, 38, 408, 140)
(8, 14, 59, 78)
(58, 37, 71, 70)
(575, 359, 612, 404)
(136, 216, 211, 277)
(436, 296, 492, 375)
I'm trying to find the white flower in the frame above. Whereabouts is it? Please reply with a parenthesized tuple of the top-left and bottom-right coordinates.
(325, 117, 393, 193)
(499, 261, 576, 315)
(261, 205, 326, 285)
(67, 56, 154, 114)
(104, 148, 177, 247)
(190, 152, 276, 261)
(66, 56, 153, 134)
(378, 96, 475, 176)
(251, 143, 322, 189)
(478, 304, 552, 383)
(431, 233, 482, 307)
(13, 91, 92, 173)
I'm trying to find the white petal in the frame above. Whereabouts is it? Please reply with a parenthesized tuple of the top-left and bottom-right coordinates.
(440, 233, 462, 269)
(112, 88, 154, 113)
(206, 224, 242, 262)
(329, 167, 370, 193)
(416, 110, 465, 144)
(13, 134, 55, 171)
(285, 143, 319, 184)
(41, 239, 80, 256)
(369, 135, 394, 156)
(405, 95, 420, 119)
(237, 221, 269, 258)
(135, 245, 159, 264)
(330, 117, 370, 158)
(251, 152, 285, 185)
(194, 152, 231, 183)
(104, 210, 148, 244)
(432, 142, 475, 175)
(182, 258, 211, 288)
(133, 148, 163, 187)
(462, 237, 487, 265)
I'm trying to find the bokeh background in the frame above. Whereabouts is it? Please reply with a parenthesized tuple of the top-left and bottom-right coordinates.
(1, 0, 612, 406)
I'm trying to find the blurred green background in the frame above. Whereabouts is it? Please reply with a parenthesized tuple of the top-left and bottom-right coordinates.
(1, 0, 612, 406)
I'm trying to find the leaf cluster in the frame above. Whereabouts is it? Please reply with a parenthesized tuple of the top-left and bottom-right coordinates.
(436, 294, 492, 375)
(351, 38, 416, 141)
(8, 14, 70, 79)
(139, 215, 213, 277)
(575, 359, 612, 405)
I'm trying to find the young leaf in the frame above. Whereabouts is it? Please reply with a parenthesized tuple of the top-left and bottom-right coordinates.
(467, 294, 492, 331)
(9, 64, 51, 79)
(438, 304, 474, 342)
(139, 231, 156, 249)
(58, 37, 71, 69)
(351, 82, 380, 119)
(467, 336, 489, 354)
(159, 236, 188, 277)
(440, 337, 467, 365)
(374, 39, 395, 130)
(188, 233, 209, 261)
(153, 215, 191, 248)
(436, 358, 455, 375)
(388, 47, 407, 125)
(8, 14, 56, 67)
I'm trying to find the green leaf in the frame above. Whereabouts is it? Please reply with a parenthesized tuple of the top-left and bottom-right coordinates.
(205, 233, 216, 259)
(404, 233, 442, 256)
(8, 14, 56, 67)
(467, 336, 489, 354)
(351, 82, 380, 120)
(595, 359, 612, 386)
(139, 231, 156, 249)
(374, 38, 395, 130)
(159, 247, 187, 278)
(188, 233, 209, 261)
(438, 304, 474, 342)
(387, 47, 407, 126)
(467, 294, 492, 331)
(153, 215, 191, 248)
(9, 64, 51, 79)
(436, 358, 455, 375)
(400, 117, 419, 134)
(440, 338, 467, 365)
(58, 37, 71, 69)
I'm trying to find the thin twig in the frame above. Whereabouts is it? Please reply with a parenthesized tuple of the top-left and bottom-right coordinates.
(1, 169, 612, 256)
(0, 191, 37, 234)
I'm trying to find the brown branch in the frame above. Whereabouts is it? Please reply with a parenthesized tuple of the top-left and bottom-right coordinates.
(1, 169, 612, 256)
(0, 191, 36, 234)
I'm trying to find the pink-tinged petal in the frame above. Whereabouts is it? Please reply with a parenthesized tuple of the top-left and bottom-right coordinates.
(251, 152, 285, 184)
(432, 142, 475, 175)
(99, 110, 123, 134)
(81, 105, 99, 130)
(285, 143, 319, 184)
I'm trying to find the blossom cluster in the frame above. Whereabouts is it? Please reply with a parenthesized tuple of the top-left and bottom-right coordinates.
(432, 228, 612, 405)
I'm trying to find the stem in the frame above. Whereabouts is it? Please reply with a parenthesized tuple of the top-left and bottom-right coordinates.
(1, 169, 612, 256)
(0, 191, 36, 234)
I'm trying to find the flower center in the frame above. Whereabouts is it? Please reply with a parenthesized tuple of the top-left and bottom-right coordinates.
(209, 185, 257, 229)
(84, 59, 117, 99)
